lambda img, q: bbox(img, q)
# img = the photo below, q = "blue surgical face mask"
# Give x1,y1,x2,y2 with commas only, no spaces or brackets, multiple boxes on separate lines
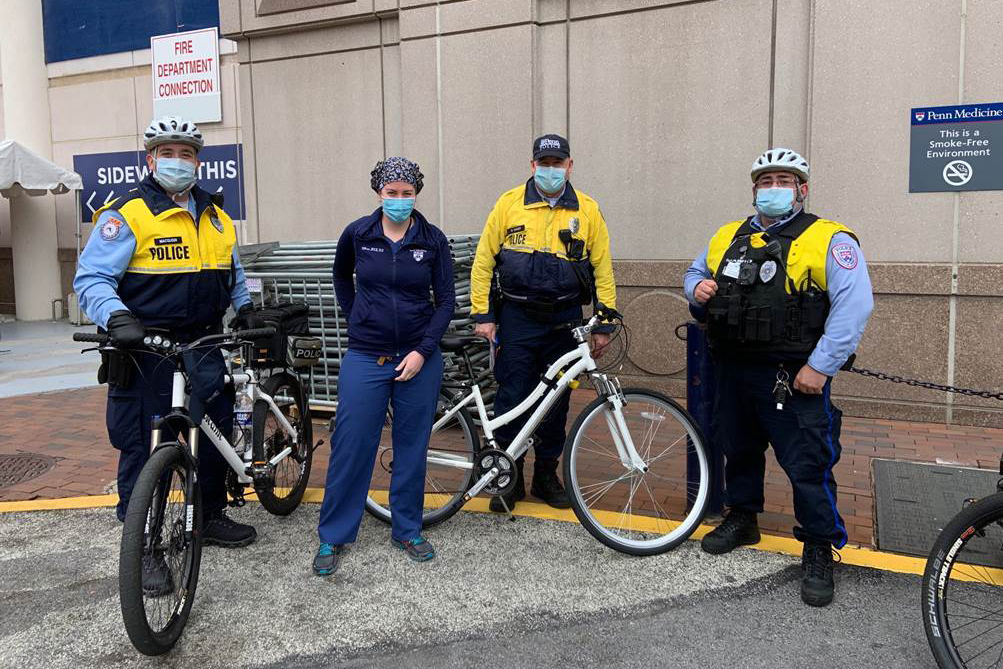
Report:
382,197,415,223
754,187,796,218
153,157,197,193
534,166,567,194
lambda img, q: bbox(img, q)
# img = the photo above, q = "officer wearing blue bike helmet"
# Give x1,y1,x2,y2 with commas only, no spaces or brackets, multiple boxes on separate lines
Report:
684,148,873,607
74,116,260,594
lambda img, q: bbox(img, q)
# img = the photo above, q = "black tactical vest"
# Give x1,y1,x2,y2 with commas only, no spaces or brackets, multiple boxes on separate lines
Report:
704,212,831,365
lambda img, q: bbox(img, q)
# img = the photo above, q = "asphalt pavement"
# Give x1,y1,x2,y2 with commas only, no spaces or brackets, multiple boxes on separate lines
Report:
0,505,937,669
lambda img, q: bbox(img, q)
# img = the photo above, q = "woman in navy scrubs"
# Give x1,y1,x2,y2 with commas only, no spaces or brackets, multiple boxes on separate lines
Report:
314,157,455,575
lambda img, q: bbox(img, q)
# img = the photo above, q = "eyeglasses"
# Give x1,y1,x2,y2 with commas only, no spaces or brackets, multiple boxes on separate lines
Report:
755,176,799,188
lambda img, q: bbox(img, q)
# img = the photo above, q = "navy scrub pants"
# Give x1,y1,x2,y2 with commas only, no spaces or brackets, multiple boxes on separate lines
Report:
712,360,848,548
106,346,234,522
492,303,578,461
317,348,444,545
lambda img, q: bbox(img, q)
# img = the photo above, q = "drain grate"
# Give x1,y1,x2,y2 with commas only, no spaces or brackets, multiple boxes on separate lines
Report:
0,454,56,488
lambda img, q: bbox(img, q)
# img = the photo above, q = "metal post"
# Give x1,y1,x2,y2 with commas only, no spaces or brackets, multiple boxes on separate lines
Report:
686,321,725,515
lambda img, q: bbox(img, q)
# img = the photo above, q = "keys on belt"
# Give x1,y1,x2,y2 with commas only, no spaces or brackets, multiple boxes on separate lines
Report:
773,365,792,411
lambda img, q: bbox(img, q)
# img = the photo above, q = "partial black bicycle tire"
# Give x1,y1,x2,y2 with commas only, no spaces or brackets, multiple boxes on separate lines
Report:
364,388,480,528
253,371,313,516
564,388,711,556
119,445,202,656
922,491,1003,669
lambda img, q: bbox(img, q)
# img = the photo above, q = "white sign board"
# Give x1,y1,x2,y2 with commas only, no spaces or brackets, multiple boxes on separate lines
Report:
151,27,221,123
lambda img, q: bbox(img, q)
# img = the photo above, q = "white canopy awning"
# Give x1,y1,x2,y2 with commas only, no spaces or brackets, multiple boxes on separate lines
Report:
0,139,83,197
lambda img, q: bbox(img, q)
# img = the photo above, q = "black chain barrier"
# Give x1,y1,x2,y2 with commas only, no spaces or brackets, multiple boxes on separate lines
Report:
849,367,1003,402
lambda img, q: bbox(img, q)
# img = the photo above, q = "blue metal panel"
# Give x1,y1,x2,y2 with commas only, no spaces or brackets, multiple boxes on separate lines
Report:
686,321,725,515
42,0,220,63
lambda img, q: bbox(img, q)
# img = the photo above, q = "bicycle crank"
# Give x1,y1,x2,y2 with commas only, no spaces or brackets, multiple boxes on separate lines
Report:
474,448,518,496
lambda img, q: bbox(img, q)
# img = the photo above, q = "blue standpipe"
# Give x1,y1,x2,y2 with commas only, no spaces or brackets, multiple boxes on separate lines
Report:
685,314,725,516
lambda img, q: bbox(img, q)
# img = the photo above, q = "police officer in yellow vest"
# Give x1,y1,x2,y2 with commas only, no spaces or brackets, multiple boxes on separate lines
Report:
684,148,873,607
74,117,259,595
471,134,617,513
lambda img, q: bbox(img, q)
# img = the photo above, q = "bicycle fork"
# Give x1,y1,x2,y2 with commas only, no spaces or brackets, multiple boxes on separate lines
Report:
592,374,647,472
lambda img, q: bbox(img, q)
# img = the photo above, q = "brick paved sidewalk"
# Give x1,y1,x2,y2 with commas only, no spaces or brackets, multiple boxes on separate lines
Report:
2,386,1002,548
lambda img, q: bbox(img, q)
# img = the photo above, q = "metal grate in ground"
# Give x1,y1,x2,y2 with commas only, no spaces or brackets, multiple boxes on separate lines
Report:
0,454,56,488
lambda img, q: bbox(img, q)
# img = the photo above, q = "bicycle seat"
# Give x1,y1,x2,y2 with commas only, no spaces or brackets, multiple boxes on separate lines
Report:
439,335,487,353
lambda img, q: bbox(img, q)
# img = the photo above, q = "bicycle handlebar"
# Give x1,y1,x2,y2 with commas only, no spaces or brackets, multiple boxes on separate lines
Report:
73,332,110,344
72,327,277,353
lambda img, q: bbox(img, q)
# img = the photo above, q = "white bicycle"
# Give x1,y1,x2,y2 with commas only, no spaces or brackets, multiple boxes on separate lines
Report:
74,327,314,655
363,306,712,555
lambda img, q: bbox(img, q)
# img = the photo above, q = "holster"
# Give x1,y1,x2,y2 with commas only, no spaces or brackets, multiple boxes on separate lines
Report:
99,349,135,390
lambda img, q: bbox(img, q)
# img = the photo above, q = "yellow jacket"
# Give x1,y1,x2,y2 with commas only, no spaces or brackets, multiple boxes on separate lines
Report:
470,179,616,321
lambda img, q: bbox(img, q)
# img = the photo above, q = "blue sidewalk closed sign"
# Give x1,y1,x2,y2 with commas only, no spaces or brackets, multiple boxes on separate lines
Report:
72,144,246,221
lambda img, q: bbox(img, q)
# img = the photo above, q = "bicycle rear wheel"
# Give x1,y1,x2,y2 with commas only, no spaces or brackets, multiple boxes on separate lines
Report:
119,444,202,656
564,388,710,556
365,389,479,528
923,491,1003,669
253,371,313,516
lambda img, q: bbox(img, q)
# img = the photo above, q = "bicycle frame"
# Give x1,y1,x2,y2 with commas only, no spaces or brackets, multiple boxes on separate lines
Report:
151,367,300,486
429,323,648,502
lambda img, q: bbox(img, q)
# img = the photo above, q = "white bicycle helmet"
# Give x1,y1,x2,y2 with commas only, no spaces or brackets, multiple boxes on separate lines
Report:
750,148,809,182
143,116,204,152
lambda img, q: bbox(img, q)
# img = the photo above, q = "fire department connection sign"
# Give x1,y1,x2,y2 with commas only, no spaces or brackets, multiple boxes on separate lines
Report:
909,102,1003,192
151,27,221,123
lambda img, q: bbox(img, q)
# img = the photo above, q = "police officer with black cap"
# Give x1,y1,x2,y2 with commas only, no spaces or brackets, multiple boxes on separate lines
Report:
684,148,873,607
470,134,617,512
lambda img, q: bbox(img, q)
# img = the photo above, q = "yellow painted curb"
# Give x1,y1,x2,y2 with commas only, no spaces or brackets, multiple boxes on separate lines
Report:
0,488,929,577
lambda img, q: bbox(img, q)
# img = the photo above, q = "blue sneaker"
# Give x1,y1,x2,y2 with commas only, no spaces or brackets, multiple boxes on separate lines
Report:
313,542,344,576
391,536,436,562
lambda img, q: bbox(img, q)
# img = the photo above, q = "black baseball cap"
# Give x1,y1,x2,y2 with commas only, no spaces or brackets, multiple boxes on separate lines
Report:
532,134,570,160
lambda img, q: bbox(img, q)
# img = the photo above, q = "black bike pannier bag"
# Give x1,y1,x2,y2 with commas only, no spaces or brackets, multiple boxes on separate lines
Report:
245,301,311,369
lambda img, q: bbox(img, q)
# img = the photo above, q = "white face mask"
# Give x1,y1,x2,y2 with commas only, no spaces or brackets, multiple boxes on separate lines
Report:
153,157,197,193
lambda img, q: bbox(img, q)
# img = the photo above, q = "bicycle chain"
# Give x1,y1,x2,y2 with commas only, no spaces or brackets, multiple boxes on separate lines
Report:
849,367,1003,401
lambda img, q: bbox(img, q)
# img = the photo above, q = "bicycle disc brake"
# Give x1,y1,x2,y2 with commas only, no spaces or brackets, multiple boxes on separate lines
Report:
475,448,518,496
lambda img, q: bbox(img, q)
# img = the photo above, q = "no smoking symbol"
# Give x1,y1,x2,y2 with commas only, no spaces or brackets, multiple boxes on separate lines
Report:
943,160,973,186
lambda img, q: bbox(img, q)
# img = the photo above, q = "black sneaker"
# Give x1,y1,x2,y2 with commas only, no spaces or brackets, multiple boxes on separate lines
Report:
203,511,257,548
313,543,344,576
489,457,525,513
801,541,837,607
391,536,436,562
141,551,173,597
530,467,571,509
700,509,761,554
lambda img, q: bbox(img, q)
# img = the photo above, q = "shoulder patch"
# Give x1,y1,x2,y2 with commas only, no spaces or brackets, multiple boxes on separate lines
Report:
99,215,125,241
831,242,858,270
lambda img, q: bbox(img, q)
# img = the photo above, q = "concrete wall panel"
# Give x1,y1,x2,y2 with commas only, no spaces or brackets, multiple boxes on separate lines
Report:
49,78,138,143
439,0,533,33
808,0,960,262
771,0,810,150
536,22,567,137
438,26,534,233
399,38,441,225
251,48,385,242
568,0,772,260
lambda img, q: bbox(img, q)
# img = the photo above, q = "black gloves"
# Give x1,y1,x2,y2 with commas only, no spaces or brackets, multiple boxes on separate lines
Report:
228,303,265,332
107,310,146,348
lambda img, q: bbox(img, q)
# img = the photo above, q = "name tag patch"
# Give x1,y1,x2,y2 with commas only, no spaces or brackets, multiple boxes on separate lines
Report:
154,236,183,245
505,224,527,246
722,259,744,279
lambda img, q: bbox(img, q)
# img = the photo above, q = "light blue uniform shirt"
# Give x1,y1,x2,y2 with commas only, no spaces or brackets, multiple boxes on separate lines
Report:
74,197,251,329
683,208,874,376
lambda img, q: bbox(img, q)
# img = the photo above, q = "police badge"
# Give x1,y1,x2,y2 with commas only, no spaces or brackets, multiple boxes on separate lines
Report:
568,217,580,234
209,207,224,233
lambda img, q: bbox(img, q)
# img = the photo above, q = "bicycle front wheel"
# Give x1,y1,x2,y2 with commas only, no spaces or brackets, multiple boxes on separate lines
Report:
564,388,710,556
923,491,1003,669
119,444,202,656
365,389,479,528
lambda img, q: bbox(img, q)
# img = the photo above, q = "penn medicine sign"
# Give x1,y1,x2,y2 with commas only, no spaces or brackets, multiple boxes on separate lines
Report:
151,27,222,123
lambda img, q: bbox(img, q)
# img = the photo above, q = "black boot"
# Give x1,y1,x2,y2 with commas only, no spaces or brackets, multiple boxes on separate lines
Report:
141,550,173,597
530,458,571,509
489,457,525,512
203,510,257,548
801,541,836,607
700,509,760,554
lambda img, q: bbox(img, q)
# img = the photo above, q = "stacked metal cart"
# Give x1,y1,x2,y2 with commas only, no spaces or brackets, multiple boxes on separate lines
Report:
240,236,495,411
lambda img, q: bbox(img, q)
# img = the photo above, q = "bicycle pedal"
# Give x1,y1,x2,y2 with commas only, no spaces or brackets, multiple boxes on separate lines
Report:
247,462,275,488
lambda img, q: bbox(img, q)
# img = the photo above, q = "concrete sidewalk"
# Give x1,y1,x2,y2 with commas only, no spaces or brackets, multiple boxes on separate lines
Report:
0,320,100,399
0,505,937,669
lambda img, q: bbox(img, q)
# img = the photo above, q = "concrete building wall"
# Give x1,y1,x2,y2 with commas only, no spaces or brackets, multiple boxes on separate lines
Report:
220,0,1003,427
